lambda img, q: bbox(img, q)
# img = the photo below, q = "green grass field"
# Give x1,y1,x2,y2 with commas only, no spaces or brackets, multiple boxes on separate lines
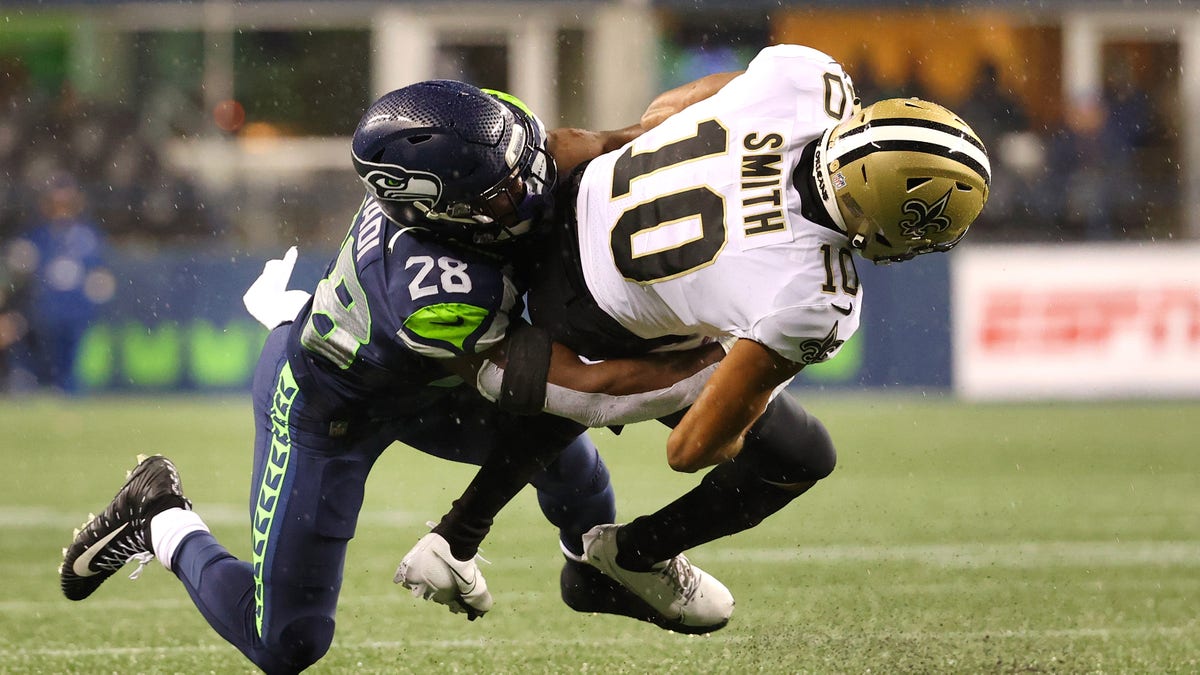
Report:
1,394,1197,674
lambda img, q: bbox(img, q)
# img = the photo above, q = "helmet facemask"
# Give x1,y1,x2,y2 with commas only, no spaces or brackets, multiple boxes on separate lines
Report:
812,98,991,264
429,107,557,245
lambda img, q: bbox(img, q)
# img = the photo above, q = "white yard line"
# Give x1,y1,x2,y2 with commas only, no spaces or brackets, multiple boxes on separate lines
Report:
711,541,1200,567
0,504,426,528
6,624,1198,660
7,505,1199,569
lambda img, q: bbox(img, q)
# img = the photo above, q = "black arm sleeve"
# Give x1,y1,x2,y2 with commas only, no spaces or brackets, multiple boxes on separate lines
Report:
432,412,584,560
497,322,553,415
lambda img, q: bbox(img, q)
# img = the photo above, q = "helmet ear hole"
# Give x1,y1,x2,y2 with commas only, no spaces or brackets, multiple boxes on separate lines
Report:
406,135,433,145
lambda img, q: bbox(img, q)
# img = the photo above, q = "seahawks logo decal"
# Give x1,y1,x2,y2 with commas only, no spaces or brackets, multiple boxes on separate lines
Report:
352,150,442,206
899,188,953,240
361,167,442,205
796,324,844,365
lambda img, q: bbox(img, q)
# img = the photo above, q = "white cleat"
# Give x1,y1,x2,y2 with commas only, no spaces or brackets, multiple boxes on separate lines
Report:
582,524,734,632
395,532,492,621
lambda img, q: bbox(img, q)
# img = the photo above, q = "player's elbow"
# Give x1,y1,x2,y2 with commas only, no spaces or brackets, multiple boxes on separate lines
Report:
666,432,733,473
666,447,704,473
666,424,701,472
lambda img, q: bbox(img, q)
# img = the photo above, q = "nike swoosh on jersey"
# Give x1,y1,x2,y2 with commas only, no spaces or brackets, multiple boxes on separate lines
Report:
71,523,129,577
429,316,467,327
831,302,854,316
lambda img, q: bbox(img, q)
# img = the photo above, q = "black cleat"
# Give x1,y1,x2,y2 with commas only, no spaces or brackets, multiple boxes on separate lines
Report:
60,454,191,601
559,557,729,635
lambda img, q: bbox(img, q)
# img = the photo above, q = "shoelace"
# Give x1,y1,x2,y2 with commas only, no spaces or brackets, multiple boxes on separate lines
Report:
128,552,155,580
660,556,700,601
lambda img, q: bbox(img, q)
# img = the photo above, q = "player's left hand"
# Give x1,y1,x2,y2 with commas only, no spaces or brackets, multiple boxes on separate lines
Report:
243,246,312,329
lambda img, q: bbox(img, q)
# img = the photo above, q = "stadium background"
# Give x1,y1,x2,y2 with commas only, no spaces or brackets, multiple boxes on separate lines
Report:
2,0,1198,400
3,3,1199,673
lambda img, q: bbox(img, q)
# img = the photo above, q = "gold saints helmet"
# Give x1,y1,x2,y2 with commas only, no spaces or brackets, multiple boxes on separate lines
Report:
812,98,990,264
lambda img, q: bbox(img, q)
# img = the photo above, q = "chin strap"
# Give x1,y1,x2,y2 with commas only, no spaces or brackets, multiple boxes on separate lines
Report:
413,200,496,226
811,124,850,235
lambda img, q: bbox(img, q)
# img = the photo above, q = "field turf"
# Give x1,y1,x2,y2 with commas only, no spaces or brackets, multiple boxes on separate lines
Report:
1,394,1197,673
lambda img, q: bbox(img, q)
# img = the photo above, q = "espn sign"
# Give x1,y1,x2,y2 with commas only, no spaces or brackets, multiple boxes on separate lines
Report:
952,244,1200,400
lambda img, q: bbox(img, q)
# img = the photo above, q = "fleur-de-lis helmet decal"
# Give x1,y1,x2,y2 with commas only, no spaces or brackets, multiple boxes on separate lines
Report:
899,188,954,240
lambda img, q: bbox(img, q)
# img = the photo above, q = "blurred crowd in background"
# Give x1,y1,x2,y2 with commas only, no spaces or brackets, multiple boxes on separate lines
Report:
0,12,1184,393
0,58,220,245
661,23,1179,246
948,58,1171,244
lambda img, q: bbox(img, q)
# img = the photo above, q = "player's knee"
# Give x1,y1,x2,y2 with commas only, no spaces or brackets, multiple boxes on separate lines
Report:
532,435,616,555
795,413,837,480
533,435,611,499
267,615,335,673
743,399,837,483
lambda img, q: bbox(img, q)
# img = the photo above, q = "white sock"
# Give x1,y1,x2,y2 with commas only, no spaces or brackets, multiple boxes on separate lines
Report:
560,539,587,563
150,507,210,571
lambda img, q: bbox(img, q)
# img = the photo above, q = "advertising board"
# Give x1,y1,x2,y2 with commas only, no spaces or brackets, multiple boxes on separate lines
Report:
952,244,1200,399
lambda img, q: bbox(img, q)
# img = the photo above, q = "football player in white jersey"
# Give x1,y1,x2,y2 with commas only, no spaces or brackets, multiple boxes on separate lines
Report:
537,44,989,468
408,44,990,628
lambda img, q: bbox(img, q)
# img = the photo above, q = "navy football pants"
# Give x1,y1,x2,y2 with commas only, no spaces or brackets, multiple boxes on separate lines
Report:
170,326,615,674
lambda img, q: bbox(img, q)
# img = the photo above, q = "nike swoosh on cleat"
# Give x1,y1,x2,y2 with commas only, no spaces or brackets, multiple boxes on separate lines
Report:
435,551,476,592
71,523,129,577
831,302,853,316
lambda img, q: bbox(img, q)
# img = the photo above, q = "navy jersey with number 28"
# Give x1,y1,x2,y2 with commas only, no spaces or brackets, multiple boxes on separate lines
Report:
286,196,521,415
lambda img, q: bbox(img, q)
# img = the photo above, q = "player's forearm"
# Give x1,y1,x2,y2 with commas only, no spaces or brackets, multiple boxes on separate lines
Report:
665,389,764,472
474,341,725,426
540,359,720,427
552,73,739,175
640,71,741,130
471,339,722,394
557,342,723,395
665,339,801,472
549,124,642,179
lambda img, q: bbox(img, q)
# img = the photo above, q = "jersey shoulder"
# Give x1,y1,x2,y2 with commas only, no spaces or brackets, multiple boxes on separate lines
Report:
745,44,848,84
732,44,855,125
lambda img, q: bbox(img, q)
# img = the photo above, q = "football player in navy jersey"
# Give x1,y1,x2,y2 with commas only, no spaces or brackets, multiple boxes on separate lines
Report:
58,80,737,673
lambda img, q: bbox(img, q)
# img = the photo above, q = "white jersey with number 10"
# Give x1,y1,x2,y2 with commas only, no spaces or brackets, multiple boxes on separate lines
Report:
575,45,864,366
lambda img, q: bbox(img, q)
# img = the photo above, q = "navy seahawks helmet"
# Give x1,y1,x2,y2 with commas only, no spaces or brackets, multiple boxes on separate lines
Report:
351,80,556,245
